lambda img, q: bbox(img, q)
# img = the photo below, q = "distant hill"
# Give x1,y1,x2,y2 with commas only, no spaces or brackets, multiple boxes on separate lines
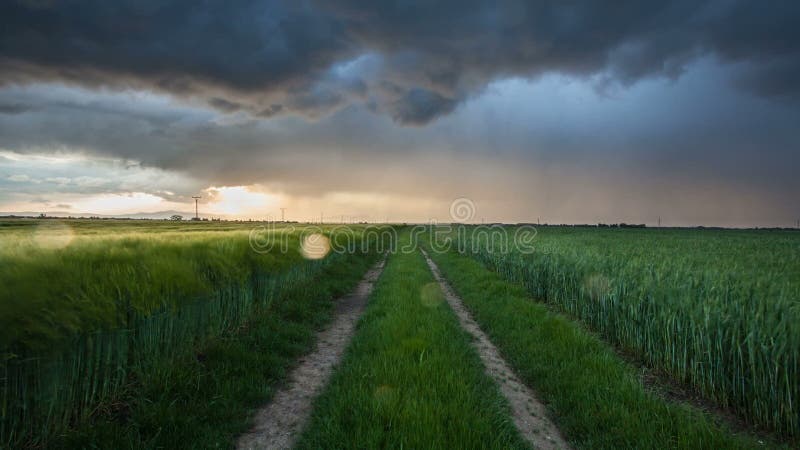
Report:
0,210,222,220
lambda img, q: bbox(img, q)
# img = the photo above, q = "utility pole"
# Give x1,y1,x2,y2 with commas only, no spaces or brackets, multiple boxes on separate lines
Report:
192,196,201,220
280,208,286,222
320,212,323,224
658,216,661,228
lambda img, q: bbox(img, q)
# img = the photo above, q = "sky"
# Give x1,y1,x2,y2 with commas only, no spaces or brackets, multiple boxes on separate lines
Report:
0,0,798,227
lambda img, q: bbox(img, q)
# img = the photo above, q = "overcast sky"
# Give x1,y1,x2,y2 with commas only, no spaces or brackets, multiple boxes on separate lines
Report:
0,0,798,226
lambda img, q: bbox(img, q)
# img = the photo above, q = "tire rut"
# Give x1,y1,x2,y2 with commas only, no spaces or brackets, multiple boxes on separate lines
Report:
237,257,386,450
421,249,571,450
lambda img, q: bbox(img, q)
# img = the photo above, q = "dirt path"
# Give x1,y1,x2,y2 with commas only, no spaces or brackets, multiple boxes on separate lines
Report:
421,249,571,450
237,258,386,450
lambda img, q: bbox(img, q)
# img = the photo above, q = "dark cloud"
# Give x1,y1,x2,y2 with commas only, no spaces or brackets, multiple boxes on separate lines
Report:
0,71,798,226
734,58,800,100
1,0,799,226
256,104,284,118
389,88,457,125
207,98,243,113
0,0,798,124
0,0,354,116
0,102,34,114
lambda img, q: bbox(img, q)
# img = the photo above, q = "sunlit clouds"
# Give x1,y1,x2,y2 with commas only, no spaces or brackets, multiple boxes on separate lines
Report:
203,186,282,217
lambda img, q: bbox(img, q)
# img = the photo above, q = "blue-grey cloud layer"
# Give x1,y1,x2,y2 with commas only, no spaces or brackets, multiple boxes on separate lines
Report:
1,0,799,124
0,1,798,226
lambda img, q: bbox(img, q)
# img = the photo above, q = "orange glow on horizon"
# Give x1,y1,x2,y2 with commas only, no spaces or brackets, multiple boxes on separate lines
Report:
204,185,282,217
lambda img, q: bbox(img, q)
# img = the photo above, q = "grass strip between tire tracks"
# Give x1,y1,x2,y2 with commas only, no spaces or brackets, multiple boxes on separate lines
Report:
296,236,530,449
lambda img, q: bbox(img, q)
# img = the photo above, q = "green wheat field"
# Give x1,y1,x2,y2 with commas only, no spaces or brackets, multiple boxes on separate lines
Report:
1,219,798,448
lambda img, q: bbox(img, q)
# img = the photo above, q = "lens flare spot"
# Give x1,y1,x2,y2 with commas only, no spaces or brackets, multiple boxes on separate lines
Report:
374,384,395,403
583,273,611,301
32,221,74,249
373,384,398,413
420,282,444,307
300,233,330,260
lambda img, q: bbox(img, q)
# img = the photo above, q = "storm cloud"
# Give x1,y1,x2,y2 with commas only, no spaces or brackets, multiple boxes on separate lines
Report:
1,0,799,124
0,1,798,226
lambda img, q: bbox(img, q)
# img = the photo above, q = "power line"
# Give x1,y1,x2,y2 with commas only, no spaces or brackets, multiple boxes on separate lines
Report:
191,196,201,220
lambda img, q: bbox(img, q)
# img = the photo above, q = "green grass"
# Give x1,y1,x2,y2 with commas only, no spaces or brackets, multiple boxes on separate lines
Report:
424,244,780,449
55,245,383,449
0,219,392,447
452,225,800,436
0,220,379,354
295,237,530,449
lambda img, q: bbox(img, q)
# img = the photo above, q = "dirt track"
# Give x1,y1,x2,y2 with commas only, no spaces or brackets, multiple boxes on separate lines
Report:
237,258,386,450
422,249,571,450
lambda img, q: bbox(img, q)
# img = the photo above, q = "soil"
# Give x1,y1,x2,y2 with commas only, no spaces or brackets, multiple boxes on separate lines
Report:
237,258,386,450
422,249,571,450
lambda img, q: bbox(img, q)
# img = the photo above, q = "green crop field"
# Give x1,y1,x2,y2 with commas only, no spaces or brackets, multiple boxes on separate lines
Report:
0,219,390,447
447,225,800,437
0,220,797,448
